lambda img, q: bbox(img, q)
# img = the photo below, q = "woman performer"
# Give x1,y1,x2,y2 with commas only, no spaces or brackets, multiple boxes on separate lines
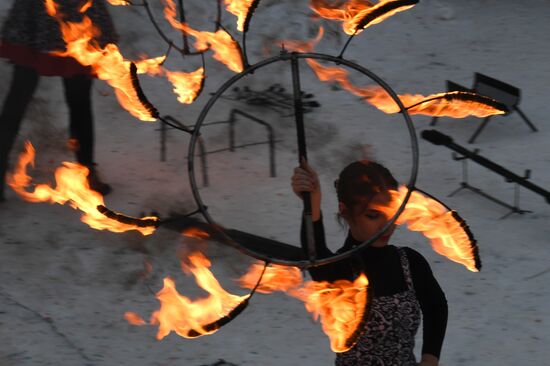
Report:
292,158,447,366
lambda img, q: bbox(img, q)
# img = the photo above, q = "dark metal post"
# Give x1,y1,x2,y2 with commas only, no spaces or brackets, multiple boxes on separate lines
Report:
514,106,538,132
468,116,491,143
198,137,209,187
268,126,276,178
290,54,316,262
229,109,236,152
178,0,190,54
160,121,167,162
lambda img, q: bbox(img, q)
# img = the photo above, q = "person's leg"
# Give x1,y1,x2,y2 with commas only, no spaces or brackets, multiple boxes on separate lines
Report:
62,74,111,195
0,65,40,201
62,74,94,166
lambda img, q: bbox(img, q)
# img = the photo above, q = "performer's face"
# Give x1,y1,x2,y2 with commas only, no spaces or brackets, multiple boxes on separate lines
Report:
341,191,396,247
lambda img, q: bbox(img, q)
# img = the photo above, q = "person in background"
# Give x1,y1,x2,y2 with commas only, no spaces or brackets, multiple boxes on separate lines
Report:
291,158,448,366
0,0,118,201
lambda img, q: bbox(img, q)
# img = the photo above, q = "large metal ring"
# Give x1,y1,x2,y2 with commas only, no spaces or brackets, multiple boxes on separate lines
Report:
188,52,419,268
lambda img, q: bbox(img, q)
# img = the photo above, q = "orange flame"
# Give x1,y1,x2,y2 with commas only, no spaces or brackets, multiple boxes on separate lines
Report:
224,0,256,32
239,263,369,352
372,186,479,272
7,141,158,236
133,55,204,104
149,252,249,339
238,263,303,294
182,227,211,239
106,0,131,5
44,0,59,16
310,0,416,35
349,87,506,118
45,1,160,121
80,0,93,13
165,67,205,104
162,0,244,73
292,274,369,352
134,55,167,76
280,26,324,54
124,312,147,325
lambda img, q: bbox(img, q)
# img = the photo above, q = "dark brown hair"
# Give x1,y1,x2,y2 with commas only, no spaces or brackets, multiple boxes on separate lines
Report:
335,160,398,223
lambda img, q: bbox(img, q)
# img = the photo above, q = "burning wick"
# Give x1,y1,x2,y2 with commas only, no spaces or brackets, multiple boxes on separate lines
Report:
371,186,481,272
404,91,508,117
7,141,159,236
223,0,261,32
129,62,160,119
96,205,160,229
310,0,418,36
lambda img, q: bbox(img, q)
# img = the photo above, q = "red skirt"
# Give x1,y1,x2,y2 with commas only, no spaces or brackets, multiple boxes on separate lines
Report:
0,39,93,77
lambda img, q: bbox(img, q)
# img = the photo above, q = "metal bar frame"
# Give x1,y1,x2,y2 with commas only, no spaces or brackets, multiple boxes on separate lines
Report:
187,52,419,269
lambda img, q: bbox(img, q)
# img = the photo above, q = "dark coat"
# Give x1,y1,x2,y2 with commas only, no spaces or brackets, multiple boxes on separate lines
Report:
1,0,118,52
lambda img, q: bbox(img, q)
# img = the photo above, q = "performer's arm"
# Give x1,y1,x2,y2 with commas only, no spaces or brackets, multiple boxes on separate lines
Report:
293,157,328,258
292,159,353,282
405,248,448,364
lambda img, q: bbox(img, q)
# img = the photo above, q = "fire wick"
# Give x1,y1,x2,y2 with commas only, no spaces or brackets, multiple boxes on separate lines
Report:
241,0,261,69
414,188,481,271
404,91,508,114
129,62,160,119
96,205,160,228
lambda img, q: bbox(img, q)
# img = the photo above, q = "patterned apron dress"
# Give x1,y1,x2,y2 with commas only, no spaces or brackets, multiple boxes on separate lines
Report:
336,248,421,366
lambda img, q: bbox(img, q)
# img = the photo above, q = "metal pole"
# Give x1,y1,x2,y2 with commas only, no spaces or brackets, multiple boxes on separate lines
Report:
178,0,190,54
290,54,316,262
160,120,167,161
423,129,550,203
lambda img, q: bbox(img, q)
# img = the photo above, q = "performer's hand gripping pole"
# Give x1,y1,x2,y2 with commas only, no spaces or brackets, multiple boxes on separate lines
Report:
290,54,317,262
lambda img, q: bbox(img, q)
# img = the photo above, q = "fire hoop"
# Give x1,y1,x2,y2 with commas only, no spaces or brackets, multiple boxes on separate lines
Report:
188,51,419,269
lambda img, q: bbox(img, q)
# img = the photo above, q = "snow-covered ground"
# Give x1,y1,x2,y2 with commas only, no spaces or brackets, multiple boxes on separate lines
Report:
1,0,549,365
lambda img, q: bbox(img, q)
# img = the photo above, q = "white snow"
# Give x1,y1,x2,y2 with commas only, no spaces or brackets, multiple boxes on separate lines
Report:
1,0,549,365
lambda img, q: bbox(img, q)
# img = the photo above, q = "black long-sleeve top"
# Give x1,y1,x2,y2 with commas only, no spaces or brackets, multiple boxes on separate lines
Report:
301,215,448,358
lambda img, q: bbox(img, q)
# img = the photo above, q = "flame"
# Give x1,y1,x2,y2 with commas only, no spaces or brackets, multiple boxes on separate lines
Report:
7,141,158,236
224,0,256,32
124,312,147,325
238,263,303,294
165,67,205,104
127,254,369,351
350,87,506,118
45,1,159,121
44,0,59,16
372,187,479,272
150,252,249,339
162,0,244,72
106,0,131,5
310,0,373,35
292,274,369,352
133,55,204,105
310,0,416,35
134,55,166,76
281,26,325,53
239,263,369,352
182,227,211,239
80,0,93,13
